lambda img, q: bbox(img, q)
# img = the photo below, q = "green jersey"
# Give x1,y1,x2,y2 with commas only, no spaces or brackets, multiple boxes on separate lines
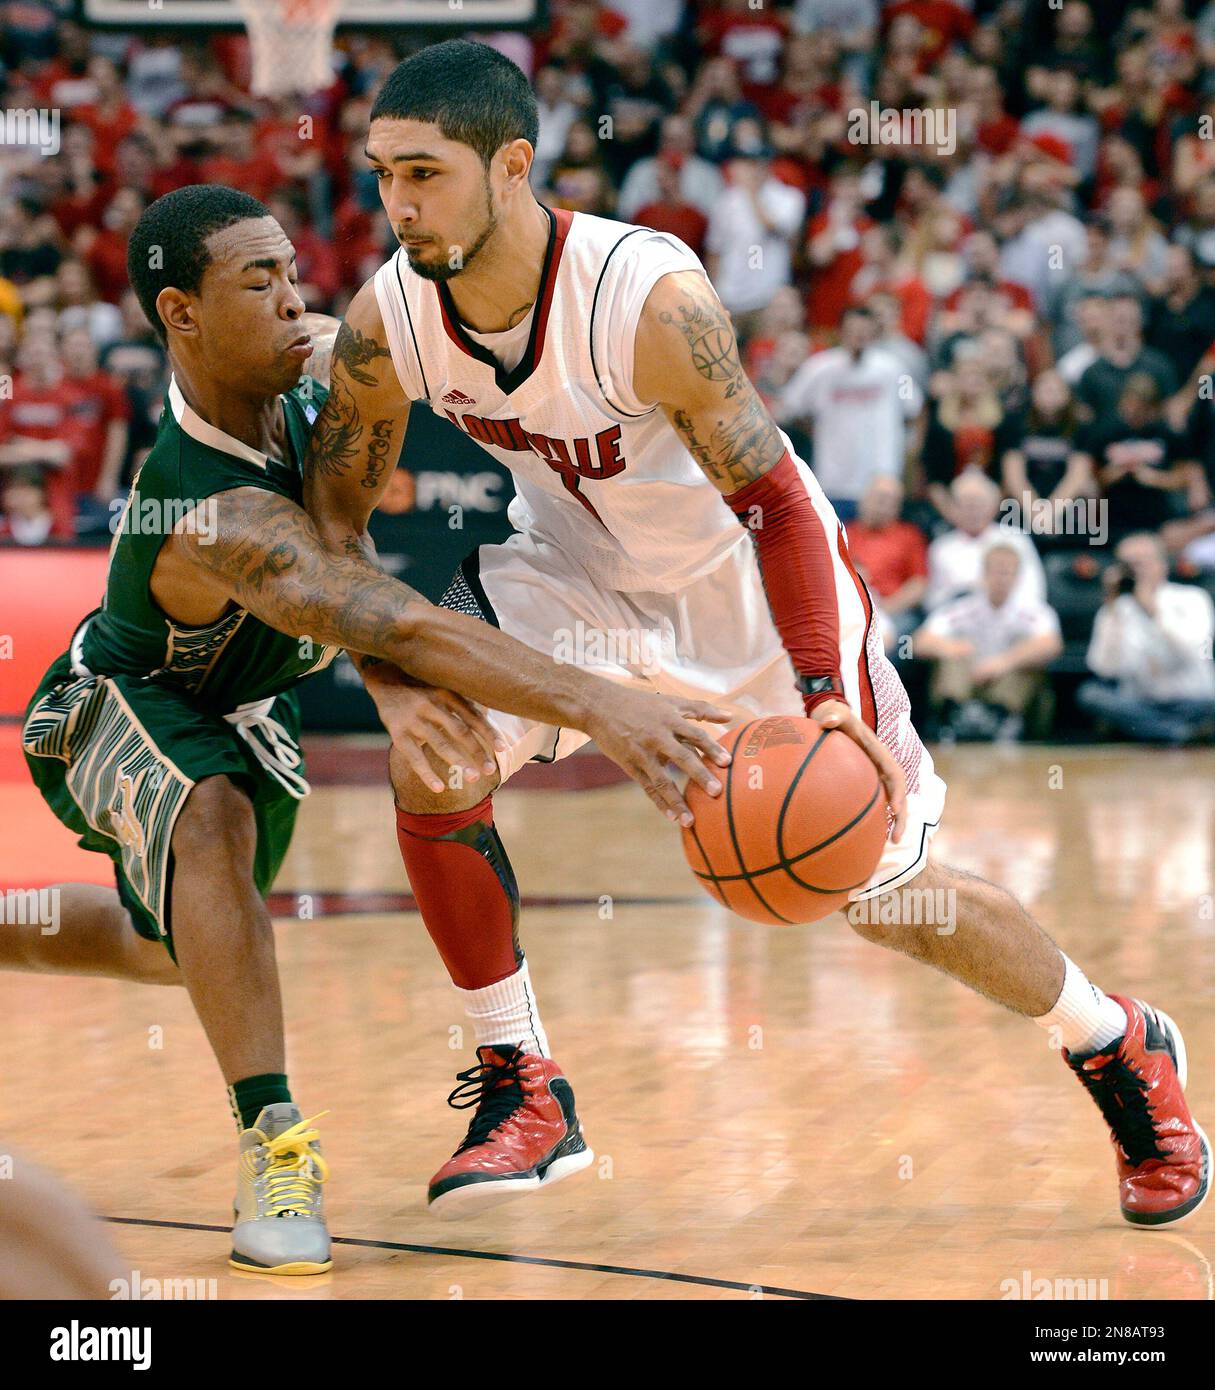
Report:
24,373,338,952
78,374,339,712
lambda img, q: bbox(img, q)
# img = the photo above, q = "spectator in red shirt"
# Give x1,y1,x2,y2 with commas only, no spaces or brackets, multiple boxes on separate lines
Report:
108,131,192,205
905,199,971,303
59,325,131,507
697,0,791,109
541,0,628,69
743,284,807,382
969,65,1020,156
882,0,975,70
805,165,874,331
199,110,283,204
47,123,112,242
752,328,813,419
617,114,724,225
332,135,390,291
847,475,929,637
72,57,141,178
265,191,341,310
256,97,333,179
0,336,89,540
79,188,145,306
634,154,710,257
760,31,838,131
849,224,932,343
944,231,1034,315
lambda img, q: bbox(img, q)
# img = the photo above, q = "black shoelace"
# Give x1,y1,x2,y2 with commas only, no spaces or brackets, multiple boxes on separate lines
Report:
1074,1053,1166,1167
446,1050,526,1154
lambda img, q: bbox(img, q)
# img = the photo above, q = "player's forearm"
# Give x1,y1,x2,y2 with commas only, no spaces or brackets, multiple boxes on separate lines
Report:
644,276,786,491
348,609,595,735
194,489,597,732
723,453,848,713
346,596,594,731
389,603,598,729
327,535,408,685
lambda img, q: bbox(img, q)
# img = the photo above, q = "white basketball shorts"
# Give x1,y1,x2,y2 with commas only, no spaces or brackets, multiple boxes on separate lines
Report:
439,529,946,900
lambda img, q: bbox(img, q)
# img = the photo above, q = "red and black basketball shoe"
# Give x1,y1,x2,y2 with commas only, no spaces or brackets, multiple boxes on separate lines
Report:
427,1045,594,1219
1066,996,1211,1228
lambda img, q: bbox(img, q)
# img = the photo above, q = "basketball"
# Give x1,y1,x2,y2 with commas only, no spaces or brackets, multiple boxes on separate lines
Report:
681,716,890,925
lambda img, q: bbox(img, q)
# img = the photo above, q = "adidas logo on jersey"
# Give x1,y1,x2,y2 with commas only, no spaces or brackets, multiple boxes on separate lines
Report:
442,388,477,405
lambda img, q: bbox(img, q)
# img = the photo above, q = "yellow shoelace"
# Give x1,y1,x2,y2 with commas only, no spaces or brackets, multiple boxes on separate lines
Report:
261,1112,330,1217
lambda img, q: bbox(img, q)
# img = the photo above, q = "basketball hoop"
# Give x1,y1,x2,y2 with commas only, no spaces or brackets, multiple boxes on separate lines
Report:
234,0,342,98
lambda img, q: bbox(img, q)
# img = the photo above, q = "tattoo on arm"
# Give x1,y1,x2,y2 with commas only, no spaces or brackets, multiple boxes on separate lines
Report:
180,489,597,729
658,291,741,386
337,524,399,676
304,320,396,483
306,374,369,480
332,320,393,387
185,487,424,658
658,280,786,492
363,417,394,490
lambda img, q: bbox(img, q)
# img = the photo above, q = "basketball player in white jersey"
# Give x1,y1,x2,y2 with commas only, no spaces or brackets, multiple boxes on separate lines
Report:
304,42,1208,1229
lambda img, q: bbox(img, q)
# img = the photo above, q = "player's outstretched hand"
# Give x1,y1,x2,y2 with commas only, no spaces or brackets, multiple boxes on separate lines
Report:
809,698,908,842
587,688,733,826
361,660,505,794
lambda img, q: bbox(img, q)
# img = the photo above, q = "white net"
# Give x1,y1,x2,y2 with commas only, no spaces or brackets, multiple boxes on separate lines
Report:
234,0,342,98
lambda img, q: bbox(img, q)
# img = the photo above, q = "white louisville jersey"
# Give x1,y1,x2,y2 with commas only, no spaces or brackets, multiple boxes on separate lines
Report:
374,207,766,594
373,206,928,798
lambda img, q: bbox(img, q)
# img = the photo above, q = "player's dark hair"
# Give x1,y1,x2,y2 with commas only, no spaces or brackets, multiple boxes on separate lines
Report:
126,185,272,344
370,39,540,169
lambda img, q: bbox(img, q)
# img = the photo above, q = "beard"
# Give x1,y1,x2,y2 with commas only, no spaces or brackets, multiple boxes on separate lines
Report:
402,184,497,283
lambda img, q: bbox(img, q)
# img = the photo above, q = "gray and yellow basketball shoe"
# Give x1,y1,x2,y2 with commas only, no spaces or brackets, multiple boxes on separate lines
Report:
229,1104,332,1274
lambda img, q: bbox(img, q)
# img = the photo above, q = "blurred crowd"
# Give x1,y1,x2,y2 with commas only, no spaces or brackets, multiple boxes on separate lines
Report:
2,0,1215,741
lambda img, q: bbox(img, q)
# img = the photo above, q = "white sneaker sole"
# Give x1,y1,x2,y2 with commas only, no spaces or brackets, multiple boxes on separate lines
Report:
429,1145,595,1221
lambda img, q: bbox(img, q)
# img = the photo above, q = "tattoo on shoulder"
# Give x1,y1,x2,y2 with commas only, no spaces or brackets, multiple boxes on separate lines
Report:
332,320,393,388
659,282,786,492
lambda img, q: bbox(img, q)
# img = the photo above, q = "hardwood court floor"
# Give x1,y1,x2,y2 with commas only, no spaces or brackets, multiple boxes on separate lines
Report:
1,741,1213,1299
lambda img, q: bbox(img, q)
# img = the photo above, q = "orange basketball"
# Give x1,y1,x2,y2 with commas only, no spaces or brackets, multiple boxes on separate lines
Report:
681,716,889,925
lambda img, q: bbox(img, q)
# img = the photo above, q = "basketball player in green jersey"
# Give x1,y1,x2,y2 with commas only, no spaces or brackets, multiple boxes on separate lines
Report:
6,185,733,1275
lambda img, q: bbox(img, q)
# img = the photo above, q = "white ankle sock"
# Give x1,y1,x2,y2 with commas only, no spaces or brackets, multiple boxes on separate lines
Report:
454,958,550,1058
1033,954,1128,1055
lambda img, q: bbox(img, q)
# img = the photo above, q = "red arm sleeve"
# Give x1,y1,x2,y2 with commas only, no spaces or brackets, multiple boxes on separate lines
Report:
724,450,845,715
